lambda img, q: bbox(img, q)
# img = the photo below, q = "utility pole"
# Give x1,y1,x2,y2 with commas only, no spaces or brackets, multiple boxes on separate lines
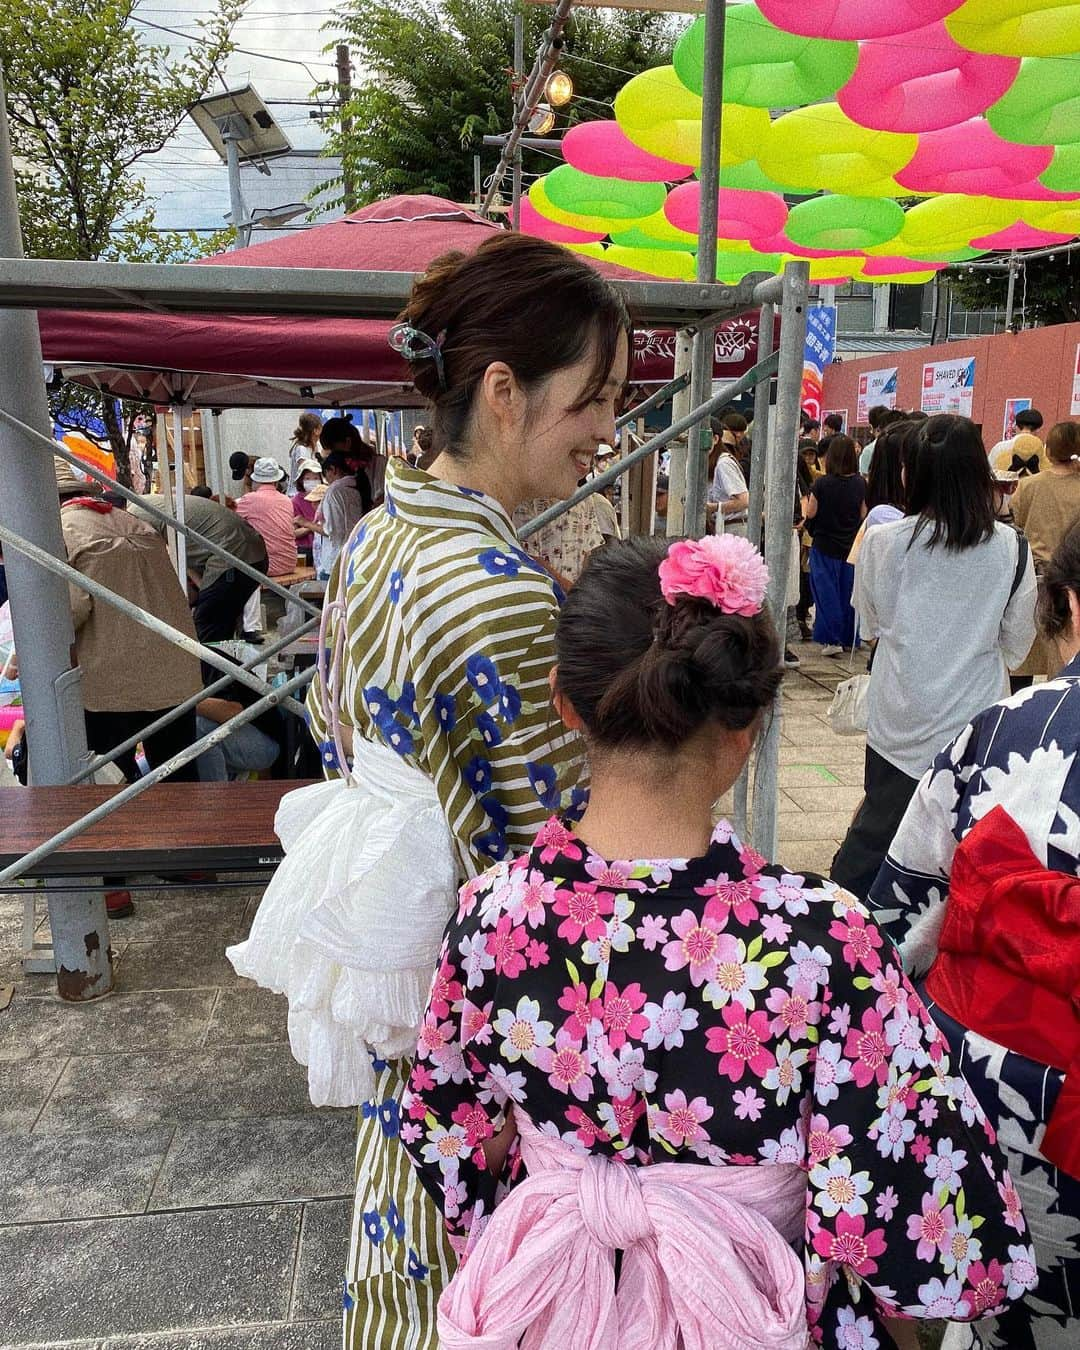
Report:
336,43,358,213
512,14,525,231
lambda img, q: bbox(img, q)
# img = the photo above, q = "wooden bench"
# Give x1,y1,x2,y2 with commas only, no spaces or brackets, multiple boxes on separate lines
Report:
0,779,317,971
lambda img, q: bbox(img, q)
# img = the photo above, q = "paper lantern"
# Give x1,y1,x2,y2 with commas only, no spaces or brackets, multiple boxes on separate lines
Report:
886,194,1019,254
715,250,784,283
603,246,697,281
755,231,863,261
720,159,815,196
985,57,1080,147
895,118,1054,198
675,8,857,108
946,1,1080,57
971,220,1076,248
629,208,698,247
859,256,947,280
664,183,788,243
784,255,858,283
757,104,917,196
756,0,962,40
519,198,606,246
528,179,628,237
609,226,696,253
543,165,666,223
1041,143,1080,194
562,120,692,184
785,194,904,251
615,66,768,168
836,22,1020,133
1025,202,1080,236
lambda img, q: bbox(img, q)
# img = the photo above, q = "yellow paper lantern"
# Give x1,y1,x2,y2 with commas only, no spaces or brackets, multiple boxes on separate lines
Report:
615,65,768,169
758,103,918,196
946,0,1080,57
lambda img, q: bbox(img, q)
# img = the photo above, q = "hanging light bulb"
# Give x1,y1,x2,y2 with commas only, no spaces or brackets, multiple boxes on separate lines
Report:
547,70,574,107
528,102,556,135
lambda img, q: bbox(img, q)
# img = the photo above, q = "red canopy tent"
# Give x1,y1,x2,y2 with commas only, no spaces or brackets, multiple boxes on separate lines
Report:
38,195,766,409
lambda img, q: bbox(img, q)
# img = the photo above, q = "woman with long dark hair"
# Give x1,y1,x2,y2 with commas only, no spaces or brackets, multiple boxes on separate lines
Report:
229,233,628,1348
832,414,1037,900
804,434,866,654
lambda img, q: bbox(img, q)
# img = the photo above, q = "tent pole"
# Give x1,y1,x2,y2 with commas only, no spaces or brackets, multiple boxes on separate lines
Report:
0,68,111,1000
171,403,188,582
684,0,726,539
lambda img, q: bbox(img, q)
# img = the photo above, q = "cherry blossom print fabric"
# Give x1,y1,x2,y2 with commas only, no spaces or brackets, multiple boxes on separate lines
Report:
402,817,1038,1347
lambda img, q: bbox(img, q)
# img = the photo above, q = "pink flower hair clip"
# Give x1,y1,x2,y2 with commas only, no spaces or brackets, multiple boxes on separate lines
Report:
658,535,769,617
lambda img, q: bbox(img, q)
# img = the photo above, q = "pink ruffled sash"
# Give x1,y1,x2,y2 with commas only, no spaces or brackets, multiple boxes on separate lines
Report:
437,1113,810,1350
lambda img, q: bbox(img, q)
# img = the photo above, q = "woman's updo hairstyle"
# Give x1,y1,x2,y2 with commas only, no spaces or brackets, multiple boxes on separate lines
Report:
1046,420,1080,466
292,412,321,448
399,233,631,458
556,537,781,750
1038,519,1080,643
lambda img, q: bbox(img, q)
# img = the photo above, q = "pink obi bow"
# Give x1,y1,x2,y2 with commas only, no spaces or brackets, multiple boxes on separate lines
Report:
437,1112,810,1350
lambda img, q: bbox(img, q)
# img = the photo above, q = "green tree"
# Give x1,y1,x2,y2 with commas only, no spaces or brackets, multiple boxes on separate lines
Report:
0,0,241,480
946,252,1080,329
323,0,683,208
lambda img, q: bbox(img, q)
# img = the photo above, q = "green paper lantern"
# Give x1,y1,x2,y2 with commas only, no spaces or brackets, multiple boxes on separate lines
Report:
609,226,696,253
715,249,783,282
1040,142,1080,193
675,8,858,108
985,56,1080,147
720,159,816,197
786,194,904,251
542,165,666,223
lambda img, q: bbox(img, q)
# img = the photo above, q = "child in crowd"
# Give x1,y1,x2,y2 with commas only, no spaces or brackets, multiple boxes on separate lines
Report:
402,534,1036,1349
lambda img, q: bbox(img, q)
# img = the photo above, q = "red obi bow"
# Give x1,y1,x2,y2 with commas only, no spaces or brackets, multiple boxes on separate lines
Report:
926,805,1080,1179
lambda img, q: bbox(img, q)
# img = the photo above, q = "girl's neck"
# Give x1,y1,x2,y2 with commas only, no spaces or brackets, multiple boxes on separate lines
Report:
573,753,732,862
1047,462,1080,477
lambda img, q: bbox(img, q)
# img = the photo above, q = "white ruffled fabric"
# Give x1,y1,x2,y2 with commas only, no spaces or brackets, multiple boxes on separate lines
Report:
226,738,458,1107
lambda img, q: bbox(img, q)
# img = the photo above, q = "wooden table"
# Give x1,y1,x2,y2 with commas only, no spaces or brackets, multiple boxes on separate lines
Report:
0,780,318,878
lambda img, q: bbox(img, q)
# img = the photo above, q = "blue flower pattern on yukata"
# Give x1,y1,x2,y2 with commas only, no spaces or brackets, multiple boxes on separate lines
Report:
388,569,404,604
434,693,457,734
406,1249,429,1281
386,1199,406,1241
477,548,520,578
378,1098,400,1138
363,1210,385,1245
474,829,508,862
319,740,340,773
498,684,522,723
477,712,503,749
396,681,420,728
527,760,562,813
466,653,502,705
464,755,493,795
480,793,509,832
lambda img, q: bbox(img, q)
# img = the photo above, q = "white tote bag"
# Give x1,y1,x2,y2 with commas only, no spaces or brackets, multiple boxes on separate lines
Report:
826,623,869,737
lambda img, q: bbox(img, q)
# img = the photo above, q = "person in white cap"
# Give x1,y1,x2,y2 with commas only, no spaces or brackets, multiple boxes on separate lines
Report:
234,456,296,578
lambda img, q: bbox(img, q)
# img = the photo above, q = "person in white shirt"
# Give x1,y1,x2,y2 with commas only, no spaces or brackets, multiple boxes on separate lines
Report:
315,451,369,579
832,413,1037,901
706,418,749,536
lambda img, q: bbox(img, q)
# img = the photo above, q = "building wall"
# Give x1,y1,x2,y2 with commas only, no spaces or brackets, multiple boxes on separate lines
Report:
822,322,1080,446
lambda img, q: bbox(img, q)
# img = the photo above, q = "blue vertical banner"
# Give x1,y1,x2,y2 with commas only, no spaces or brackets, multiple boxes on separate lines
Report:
801,305,837,423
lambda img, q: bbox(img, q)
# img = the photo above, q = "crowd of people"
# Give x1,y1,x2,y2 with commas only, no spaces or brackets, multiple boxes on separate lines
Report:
211,233,1080,1350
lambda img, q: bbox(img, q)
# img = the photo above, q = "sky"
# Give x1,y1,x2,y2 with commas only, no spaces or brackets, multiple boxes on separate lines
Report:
134,1,344,232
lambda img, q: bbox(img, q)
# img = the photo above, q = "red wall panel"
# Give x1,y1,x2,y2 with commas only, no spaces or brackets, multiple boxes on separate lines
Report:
822,322,1080,447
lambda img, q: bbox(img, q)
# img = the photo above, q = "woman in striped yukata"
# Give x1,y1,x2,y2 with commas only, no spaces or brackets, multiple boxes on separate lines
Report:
232,233,629,1348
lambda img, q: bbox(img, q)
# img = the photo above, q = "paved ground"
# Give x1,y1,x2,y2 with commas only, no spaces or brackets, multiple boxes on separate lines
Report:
0,640,871,1349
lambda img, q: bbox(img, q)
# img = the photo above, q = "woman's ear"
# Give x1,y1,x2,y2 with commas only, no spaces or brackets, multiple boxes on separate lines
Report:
479,361,526,432
549,666,585,733
1068,589,1080,645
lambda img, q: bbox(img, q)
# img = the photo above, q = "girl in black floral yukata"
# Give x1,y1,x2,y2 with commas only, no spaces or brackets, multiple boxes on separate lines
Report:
402,535,1037,1350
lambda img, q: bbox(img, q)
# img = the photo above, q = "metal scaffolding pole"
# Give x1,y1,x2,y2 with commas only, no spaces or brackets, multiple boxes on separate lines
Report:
751,262,809,861
617,373,689,432
171,404,189,582
666,331,695,538
0,69,112,1001
520,349,779,540
0,404,319,619
0,521,309,719
684,0,726,540
732,301,775,838
68,615,320,784
0,666,314,889
512,13,525,232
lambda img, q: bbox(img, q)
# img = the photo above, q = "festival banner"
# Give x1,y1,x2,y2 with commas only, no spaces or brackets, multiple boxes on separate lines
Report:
801,305,836,423
1002,398,1032,441
1072,344,1080,415
921,356,976,417
856,367,898,424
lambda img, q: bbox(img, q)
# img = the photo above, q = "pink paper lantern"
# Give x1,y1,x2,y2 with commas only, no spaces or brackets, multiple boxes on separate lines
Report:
970,221,1076,249
756,0,961,40
664,183,788,244
895,119,1054,197
562,121,692,184
519,198,606,245
837,22,1020,133
861,256,948,276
